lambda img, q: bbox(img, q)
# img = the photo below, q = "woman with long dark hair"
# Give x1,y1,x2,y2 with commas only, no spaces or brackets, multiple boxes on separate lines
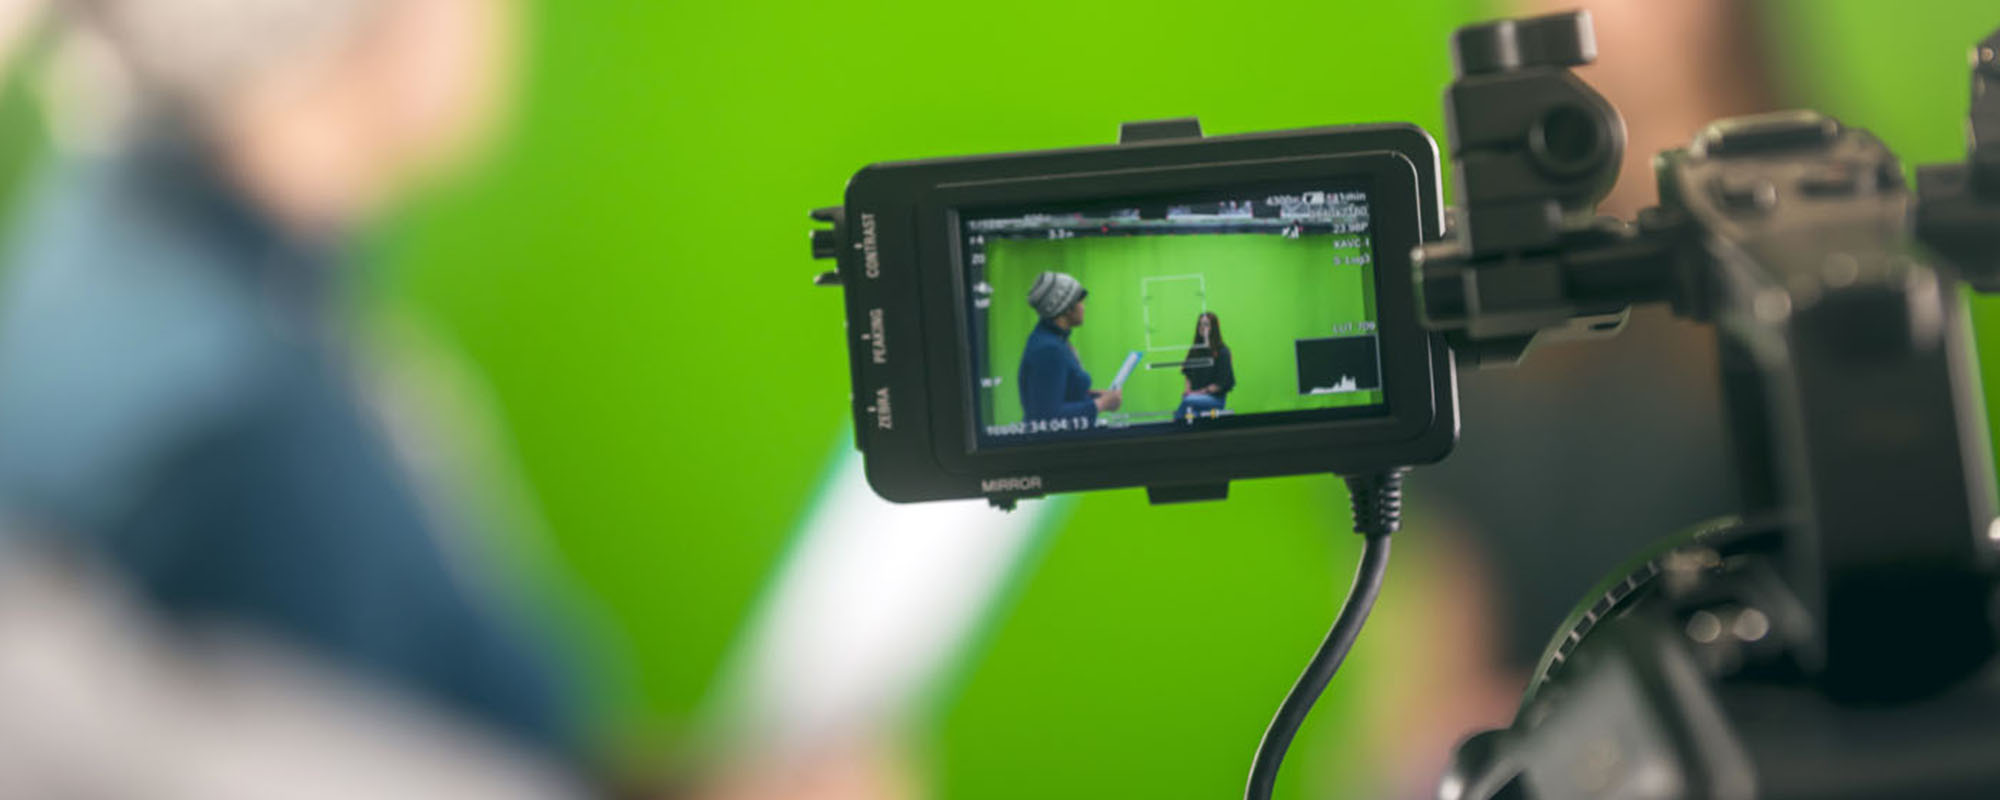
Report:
1175,311,1234,423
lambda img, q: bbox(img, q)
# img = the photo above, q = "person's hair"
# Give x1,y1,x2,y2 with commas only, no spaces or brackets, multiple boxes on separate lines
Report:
1185,311,1225,364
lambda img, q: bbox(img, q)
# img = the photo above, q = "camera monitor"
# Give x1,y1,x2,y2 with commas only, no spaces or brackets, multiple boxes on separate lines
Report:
810,123,1457,506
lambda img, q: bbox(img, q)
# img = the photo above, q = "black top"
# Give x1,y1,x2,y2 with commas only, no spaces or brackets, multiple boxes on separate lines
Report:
1182,346,1235,404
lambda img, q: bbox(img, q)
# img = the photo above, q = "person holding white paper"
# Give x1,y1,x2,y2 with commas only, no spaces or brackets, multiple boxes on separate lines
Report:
1018,271,1121,423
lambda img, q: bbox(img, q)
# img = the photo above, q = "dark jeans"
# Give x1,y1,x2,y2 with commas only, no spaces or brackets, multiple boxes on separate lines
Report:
1175,392,1225,423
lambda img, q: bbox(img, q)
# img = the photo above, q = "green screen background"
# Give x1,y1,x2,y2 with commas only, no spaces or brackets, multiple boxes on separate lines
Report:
0,1,1994,798
375,5,1479,795
983,233,1381,429
264,1,2000,796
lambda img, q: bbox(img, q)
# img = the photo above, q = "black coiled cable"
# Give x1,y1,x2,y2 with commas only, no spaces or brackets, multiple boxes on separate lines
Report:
1244,470,1406,800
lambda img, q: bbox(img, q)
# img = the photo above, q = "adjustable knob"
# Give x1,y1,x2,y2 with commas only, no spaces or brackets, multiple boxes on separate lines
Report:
1452,10,1596,77
808,205,845,286
811,228,839,260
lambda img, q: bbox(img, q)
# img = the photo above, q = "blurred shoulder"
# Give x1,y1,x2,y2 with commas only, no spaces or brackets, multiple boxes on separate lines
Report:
0,156,277,529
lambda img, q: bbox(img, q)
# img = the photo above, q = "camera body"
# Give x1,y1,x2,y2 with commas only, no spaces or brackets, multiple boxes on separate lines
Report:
810,123,1458,506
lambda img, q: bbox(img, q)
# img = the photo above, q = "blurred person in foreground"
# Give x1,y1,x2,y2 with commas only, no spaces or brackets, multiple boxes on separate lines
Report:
0,0,597,793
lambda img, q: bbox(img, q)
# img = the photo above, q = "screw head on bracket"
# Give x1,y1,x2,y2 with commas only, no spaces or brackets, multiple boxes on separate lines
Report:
1529,103,1613,178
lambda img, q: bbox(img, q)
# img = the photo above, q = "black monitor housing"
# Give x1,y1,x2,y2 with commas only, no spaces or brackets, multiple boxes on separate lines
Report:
810,121,1458,508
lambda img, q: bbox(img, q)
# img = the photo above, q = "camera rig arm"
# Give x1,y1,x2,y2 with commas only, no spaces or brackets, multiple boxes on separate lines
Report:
1419,12,2000,703
1424,12,2000,800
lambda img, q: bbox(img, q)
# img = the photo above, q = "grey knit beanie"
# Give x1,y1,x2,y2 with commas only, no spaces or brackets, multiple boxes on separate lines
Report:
1026,271,1086,319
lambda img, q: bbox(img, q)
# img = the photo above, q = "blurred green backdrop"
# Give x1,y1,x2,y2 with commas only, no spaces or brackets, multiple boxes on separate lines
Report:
0,1,1994,798
374,4,1487,797
369,1,2000,797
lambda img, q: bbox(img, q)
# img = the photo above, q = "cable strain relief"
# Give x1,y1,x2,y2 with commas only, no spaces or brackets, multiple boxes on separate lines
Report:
1344,469,1408,538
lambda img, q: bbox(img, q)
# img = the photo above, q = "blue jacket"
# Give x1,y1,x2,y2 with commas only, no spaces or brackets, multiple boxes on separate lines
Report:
1018,319,1098,423
0,138,581,759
